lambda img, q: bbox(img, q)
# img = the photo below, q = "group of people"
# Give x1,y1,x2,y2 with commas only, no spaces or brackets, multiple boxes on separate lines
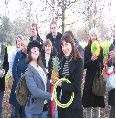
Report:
0,21,115,118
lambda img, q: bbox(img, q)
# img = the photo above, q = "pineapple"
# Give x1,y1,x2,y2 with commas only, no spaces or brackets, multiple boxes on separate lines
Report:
51,56,59,83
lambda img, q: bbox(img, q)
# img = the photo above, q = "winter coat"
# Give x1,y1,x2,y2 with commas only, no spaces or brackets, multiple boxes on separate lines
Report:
75,40,84,62
58,56,83,118
25,64,51,115
9,51,27,109
46,32,62,56
82,43,105,108
108,42,115,106
0,46,9,92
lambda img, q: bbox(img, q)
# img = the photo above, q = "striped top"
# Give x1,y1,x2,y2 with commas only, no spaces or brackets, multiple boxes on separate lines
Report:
62,59,69,77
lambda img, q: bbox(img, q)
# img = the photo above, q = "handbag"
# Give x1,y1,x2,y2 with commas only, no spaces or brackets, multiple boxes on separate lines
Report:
106,65,115,91
92,63,106,96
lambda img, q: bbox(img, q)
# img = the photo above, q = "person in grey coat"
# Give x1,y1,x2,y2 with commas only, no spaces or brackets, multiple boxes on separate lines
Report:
25,42,53,118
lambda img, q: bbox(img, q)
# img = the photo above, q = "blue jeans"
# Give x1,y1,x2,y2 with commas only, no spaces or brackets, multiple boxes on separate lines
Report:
0,91,4,116
26,111,48,118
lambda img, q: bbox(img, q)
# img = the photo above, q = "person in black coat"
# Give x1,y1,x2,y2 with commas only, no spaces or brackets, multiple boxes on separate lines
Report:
41,39,58,118
46,21,62,56
108,38,115,118
27,23,43,54
0,43,9,117
56,34,83,118
82,28,105,118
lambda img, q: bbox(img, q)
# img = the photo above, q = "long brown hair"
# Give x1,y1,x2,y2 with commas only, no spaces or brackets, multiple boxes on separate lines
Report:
60,34,82,60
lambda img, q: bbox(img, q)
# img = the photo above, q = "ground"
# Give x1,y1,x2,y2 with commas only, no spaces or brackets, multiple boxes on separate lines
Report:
2,70,111,118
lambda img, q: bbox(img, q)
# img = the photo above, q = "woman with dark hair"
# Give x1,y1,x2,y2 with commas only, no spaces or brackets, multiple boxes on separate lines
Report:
56,33,83,118
24,43,53,118
82,28,105,118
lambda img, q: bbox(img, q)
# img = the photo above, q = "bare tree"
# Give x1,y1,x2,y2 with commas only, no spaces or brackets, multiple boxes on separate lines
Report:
46,0,79,33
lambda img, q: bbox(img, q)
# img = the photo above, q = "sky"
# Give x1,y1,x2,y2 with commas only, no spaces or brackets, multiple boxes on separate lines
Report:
0,0,115,21
0,0,115,35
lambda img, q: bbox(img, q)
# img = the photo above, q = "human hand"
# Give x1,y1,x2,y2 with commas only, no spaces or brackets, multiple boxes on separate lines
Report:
51,93,54,101
109,50,115,62
0,69,5,78
91,54,98,61
57,82,62,87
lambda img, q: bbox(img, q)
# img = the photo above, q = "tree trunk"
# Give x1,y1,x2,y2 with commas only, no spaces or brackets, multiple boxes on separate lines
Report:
62,9,65,34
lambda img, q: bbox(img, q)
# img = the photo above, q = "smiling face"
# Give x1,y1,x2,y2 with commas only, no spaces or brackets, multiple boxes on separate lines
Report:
16,37,22,49
31,47,39,61
20,43,26,53
45,45,52,54
61,40,72,57
90,34,97,42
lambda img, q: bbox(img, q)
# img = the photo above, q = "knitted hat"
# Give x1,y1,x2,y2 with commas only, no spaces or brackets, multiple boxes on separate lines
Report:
89,28,99,37
27,40,42,53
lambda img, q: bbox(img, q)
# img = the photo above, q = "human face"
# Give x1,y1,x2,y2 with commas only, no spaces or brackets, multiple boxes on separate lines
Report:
16,37,22,49
31,26,37,37
31,47,39,61
61,41,72,57
20,43,26,53
50,24,58,36
91,34,97,42
45,45,52,54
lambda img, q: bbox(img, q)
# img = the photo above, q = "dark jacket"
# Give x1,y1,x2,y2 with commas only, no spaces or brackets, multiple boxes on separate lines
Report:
41,47,58,79
108,42,115,106
27,35,43,53
41,47,58,117
46,32,62,56
9,51,27,108
58,56,83,118
82,44,105,108
75,40,84,63
0,46,9,92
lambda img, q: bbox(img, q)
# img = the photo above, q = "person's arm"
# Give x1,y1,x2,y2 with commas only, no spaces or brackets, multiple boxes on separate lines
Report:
61,59,83,93
3,47,9,75
12,52,20,80
25,68,52,100
84,46,103,69
8,48,16,74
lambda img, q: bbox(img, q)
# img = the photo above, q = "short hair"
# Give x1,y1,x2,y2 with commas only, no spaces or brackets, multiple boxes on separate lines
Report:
31,23,39,35
50,21,58,28
43,39,53,50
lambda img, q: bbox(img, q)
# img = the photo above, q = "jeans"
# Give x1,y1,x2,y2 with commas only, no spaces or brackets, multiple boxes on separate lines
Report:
11,105,25,118
109,106,115,118
26,111,48,118
0,91,4,117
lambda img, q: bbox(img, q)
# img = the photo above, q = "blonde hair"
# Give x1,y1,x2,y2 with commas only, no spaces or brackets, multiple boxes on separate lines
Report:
21,38,29,49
